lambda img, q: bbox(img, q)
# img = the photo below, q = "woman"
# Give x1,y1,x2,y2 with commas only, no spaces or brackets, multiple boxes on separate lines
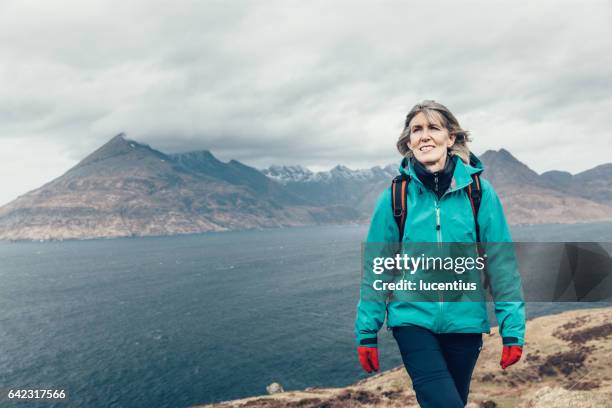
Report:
355,100,525,407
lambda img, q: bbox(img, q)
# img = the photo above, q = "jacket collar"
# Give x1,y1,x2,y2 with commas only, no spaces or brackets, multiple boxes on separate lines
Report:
398,152,484,193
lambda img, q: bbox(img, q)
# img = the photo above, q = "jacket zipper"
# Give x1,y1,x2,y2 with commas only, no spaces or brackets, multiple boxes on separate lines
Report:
434,180,471,333
418,176,471,333
435,204,442,243
434,198,444,332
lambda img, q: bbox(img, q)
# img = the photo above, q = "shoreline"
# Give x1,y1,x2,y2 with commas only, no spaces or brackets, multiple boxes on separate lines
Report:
194,307,612,408
2,220,612,244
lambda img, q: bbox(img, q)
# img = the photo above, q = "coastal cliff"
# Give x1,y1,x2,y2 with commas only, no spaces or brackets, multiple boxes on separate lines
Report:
195,307,612,408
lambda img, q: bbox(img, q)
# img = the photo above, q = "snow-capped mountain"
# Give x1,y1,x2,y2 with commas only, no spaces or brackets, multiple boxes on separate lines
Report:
261,165,315,183
2,136,612,241
261,163,397,184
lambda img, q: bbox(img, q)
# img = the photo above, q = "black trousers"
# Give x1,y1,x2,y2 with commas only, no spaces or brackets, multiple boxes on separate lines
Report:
392,325,483,408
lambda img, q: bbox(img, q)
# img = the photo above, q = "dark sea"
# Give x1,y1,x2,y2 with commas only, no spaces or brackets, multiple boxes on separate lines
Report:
1,222,611,408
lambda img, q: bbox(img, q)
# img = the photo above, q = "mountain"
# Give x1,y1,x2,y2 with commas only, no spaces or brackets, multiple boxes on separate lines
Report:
0,134,360,241
262,150,612,226
262,164,397,184
539,164,612,205
479,149,612,225
261,164,397,214
1,137,611,241
169,150,306,205
540,170,573,191
570,164,612,203
480,148,545,188
262,165,315,183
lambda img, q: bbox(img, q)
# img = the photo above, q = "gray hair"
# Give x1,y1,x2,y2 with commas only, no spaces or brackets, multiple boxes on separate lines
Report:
396,100,471,163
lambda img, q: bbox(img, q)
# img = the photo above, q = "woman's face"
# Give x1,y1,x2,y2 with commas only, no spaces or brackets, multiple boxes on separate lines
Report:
407,111,455,171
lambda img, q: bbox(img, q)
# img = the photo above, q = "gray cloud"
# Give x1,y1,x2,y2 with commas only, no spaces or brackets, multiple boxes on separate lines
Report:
1,0,611,205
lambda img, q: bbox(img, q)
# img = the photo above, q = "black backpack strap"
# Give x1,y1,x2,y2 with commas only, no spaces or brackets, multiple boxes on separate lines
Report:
391,174,410,242
468,174,489,288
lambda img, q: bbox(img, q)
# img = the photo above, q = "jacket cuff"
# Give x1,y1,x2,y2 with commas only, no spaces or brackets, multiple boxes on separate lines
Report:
502,336,524,346
357,337,378,347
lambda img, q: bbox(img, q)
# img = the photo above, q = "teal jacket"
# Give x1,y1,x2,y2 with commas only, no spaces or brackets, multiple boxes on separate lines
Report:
355,153,525,347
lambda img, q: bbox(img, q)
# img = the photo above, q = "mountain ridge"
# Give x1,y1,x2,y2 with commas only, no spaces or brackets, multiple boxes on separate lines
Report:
1,135,611,241
0,135,361,241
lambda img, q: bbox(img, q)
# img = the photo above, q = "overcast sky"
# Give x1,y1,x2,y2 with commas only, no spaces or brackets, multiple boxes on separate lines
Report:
1,0,611,205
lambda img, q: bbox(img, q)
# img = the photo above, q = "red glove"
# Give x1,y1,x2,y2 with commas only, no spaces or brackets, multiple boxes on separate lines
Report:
357,346,379,373
500,345,522,369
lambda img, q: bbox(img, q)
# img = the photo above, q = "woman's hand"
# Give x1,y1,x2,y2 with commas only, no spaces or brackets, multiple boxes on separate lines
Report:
357,346,380,373
500,345,522,369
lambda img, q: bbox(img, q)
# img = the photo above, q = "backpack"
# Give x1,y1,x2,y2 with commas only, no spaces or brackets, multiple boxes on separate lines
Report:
390,172,490,288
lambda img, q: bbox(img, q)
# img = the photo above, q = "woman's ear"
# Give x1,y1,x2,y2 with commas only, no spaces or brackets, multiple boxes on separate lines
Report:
447,133,456,148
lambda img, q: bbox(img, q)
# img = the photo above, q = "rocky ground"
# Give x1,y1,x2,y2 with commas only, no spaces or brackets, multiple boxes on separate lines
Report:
194,307,612,408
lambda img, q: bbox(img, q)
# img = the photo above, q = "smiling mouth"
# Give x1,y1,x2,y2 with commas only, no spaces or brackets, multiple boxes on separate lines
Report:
419,145,435,152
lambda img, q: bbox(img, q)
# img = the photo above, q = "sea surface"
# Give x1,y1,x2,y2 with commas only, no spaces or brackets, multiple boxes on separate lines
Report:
1,222,611,408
